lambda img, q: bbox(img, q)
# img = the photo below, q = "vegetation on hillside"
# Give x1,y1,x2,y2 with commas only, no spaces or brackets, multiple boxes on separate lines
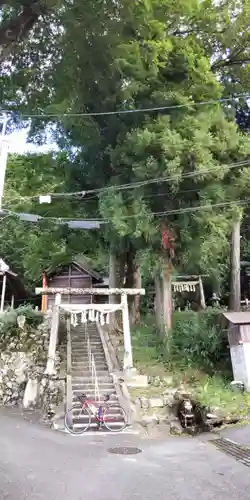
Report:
130,314,250,420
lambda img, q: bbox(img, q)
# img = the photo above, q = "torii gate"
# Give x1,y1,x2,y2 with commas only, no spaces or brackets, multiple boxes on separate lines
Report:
35,287,145,373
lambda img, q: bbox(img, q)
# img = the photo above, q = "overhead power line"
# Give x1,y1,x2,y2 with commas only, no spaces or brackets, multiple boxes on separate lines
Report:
92,198,250,221
3,159,250,204
3,94,250,119
2,197,250,226
150,198,250,217
91,159,250,195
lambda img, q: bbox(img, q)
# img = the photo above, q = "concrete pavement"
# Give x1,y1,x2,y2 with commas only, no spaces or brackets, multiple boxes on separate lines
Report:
1,409,250,500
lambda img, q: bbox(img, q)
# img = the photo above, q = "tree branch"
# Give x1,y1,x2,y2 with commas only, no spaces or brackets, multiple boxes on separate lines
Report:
0,1,47,63
212,57,250,70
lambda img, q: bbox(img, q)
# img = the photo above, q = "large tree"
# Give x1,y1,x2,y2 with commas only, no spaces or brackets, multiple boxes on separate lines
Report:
2,0,250,314
1,152,105,288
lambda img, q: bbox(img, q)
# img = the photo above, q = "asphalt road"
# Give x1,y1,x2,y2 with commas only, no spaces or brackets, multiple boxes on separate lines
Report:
1,410,250,500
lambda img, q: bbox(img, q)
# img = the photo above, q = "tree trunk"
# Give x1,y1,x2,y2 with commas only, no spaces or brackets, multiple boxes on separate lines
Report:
124,244,141,324
124,247,134,288
109,250,117,331
229,217,241,311
162,269,172,330
117,252,126,287
130,262,142,325
155,274,163,331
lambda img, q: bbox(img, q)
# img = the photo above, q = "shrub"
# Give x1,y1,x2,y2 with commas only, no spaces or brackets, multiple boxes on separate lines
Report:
0,305,44,348
164,308,229,373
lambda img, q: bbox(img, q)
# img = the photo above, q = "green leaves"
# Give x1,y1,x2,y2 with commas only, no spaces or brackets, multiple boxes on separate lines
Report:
0,152,103,288
1,0,250,293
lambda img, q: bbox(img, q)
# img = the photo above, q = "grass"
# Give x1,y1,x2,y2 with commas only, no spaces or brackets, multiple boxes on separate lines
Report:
130,319,250,420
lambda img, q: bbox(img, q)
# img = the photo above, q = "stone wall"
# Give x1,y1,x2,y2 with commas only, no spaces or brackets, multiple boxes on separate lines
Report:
0,307,64,415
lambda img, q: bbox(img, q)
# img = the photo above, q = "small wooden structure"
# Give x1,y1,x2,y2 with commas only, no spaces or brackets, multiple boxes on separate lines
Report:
45,260,104,310
172,275,206,310
222,312,250,391
0,259,27,311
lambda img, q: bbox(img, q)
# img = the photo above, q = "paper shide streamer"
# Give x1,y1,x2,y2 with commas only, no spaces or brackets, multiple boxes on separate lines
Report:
70,309,110,327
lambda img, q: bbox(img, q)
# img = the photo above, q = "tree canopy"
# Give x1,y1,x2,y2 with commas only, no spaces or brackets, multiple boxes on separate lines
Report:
1,0,250,301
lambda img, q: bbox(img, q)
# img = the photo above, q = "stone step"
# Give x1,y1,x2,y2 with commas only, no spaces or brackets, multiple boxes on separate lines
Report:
72,361,107,366
72,375,112,382
72,382,114,390
72,366,108,372
72,376,113,383
72,360,106,366
73,388,118,397
72,359,107,364
72,351,105,356
71,333,99,336
72,358,106,363
71,349,104,354
71,370,109,377
71,347,103,352
72,364,107,368
72,348,103,352
72,349,104,353
72,381,113,387
71,338,101,342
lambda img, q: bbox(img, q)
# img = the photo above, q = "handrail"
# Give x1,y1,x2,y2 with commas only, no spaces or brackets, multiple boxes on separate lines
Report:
85,323,100,402
66,317,73,426
91,353,100,402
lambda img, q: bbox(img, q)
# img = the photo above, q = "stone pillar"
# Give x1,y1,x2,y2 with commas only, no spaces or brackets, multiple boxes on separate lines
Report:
45,293,61,375
121,293,133,371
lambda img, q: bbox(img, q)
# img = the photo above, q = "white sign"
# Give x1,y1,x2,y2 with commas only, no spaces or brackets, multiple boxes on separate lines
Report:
39,195,51,204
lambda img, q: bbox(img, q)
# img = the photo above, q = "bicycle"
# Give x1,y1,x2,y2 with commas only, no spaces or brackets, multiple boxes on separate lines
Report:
64,392,127,434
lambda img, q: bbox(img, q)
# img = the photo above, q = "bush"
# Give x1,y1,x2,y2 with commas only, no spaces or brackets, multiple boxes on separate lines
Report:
164,308,229,373
0,305,44,347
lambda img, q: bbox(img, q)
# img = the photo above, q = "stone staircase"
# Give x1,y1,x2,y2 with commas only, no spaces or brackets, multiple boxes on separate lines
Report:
70,322,122,431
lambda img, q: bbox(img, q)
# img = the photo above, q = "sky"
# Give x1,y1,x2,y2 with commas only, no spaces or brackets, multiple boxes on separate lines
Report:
7,128,55,154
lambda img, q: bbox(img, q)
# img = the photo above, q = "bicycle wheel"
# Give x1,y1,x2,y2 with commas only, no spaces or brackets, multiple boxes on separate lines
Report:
103,404,127,432
64,403,91,435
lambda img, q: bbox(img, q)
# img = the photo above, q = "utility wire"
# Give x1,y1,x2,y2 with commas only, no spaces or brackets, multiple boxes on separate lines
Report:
92,198,250,221
149,198,250,217
93,160,250,194
3,159,250,204
7,93,249,119
2,197,250,224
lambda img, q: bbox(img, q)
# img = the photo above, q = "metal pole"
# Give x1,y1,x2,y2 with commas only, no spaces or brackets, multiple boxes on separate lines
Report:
0,273,6,312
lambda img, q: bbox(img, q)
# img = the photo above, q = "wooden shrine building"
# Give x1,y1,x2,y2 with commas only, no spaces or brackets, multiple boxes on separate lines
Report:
44,260,105,310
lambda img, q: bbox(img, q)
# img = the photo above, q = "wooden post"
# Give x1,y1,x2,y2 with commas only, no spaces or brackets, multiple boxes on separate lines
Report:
199,275,206,309
121,293,133,370
44,293,61,375
0,273,6,312
130,262,142,325
229,217,241,311
155,274,163,331
66,316,73,427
